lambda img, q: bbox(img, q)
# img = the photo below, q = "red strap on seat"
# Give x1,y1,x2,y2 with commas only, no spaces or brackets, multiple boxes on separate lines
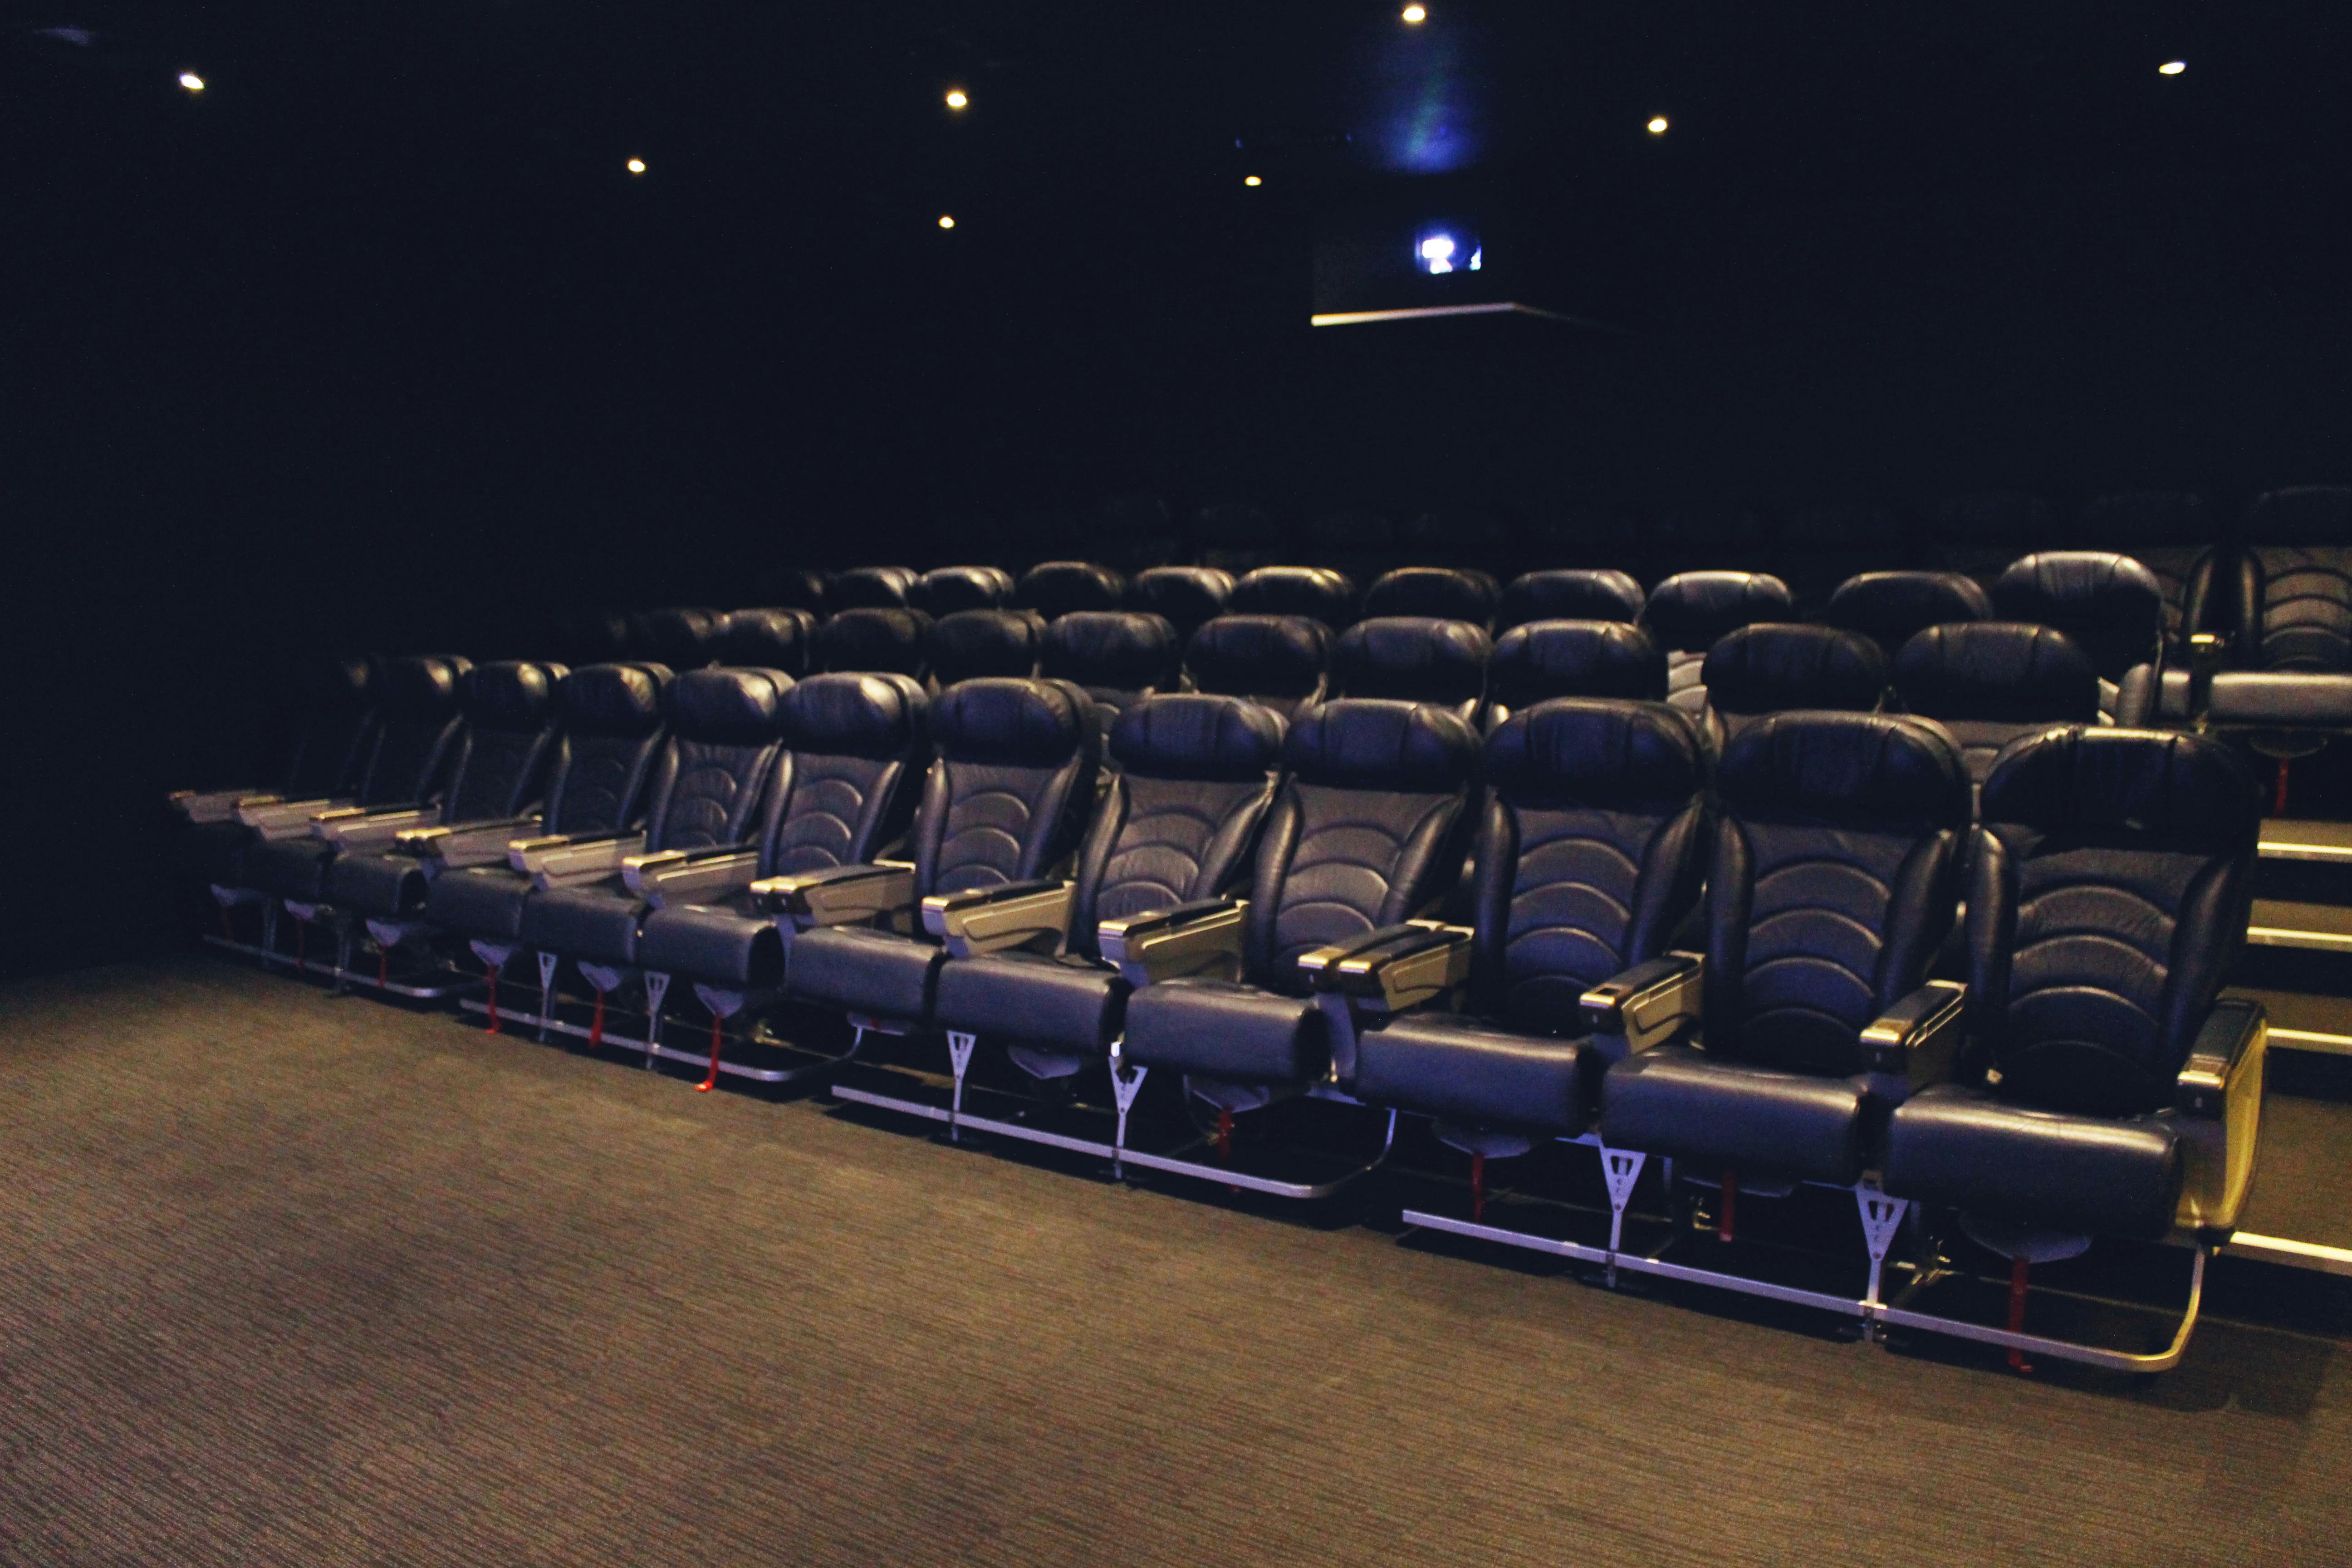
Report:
1718,1170,1737,1243
697,1012,723,1092
2007,1257,2033,1373
2276,757,2292,816
1215,1107,1233,1164
377,949,389,990
589,988,605,1048
1470,1152,1487,1222
484,962,500,1034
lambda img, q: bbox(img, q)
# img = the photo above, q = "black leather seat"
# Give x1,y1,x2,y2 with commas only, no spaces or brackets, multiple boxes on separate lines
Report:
1485,621,1667,729
1183,614,1332,723
1499,569,1645,631
1990,552,2165,724
1885,728,2262,1247
930,694,1284,1069
1127,567,1234,642
2205,488,2352,756
1698,623,1886,746
917,566,1016,616
172,656,379,892
1641,571,1797,717
426,662,671,954
930,609,1045,684
831,567,922,612
2080,491,2220,658
818,607,934,681
784,678,1099,1028
1363,567,1503,629
1017,561,1127,620
241,655,472,906
1823,571,1994,665
1893,623,2101,787
1118,700,1480,1103
1230,565,1357,628
1330,617,1493,728
718,608,817,677
627,608,725,670
1601,712,1971,1189
1041,611,1179,741
1343,699,1710,1141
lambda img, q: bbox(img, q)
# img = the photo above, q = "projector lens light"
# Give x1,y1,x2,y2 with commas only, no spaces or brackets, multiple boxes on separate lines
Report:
178,72,205,93
626,158,646,174
1648,115,1669,135
1401,5,1427,24
2159,60,2186,76
946,89,969,108
1244,175,1262,186
938,214,956,229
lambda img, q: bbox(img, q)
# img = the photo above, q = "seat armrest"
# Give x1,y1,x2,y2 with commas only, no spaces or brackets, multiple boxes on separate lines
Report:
398,815,541,864
633,848,765,905
1098,899,1248,987
1301,921,1472,1011
923,879,1074,958
2174,998,2267,1236
1861,979,1968,1088
527,834,647,887
235,796,342,832
1581,952,1703,1050
2178,999,2264,1119
621,841,756,895
173,787,271,823
314,806,439,849
751,861,917,926
506,833,579,873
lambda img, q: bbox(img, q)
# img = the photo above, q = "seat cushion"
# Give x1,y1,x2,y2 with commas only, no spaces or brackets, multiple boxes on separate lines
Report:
1883,1083,2182,1241
425,866,537,943
176,821,256,887
324,851,428,919
2206,670,2352,729
1351,1013,1594,1137
787,925,947,1022
1120,978,1327,1083
516,878,649,966
634,893,786,989
932,951,1128,1052
1600,1044,1869,1184
245,838,338,902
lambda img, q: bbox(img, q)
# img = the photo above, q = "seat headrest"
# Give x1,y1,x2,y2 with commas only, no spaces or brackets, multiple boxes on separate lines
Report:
1487,698,1705,810
1982,727,2261,849
1500,569,1645,628
1284,699,1480,793
1185,615,1331,698
1230,565,1357,625
1363,567,1503,625
930,609,1045,682
1701,625,1886,716
783,671,928,759
465,661,562,730
627,607,725,669
2241,485,2352,545
1127,566,1234,632
1823,571,1994,655
303,655,373,706
1718,712,1970,833
559,663,670,735
917,565,1016,615
830,566,921,611
1043,611,1176,690
818,607,934,677
1990,551,2165,679
718,608,815,674
376,655,469,716
1110,693,1285,781
932,677,1095,765
1895,622,2101,724
1333,617,1492,704
1490,620,1667,704
1642,571,1796,651
1017,560,1127,618
665,666,790,744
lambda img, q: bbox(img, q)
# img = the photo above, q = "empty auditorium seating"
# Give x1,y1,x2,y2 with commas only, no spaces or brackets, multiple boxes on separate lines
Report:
1640,571,1796,715
1893,622,2101,785
1362,566,1504,628
1697,623,1886,745
1485,621,1668,728
173,655,379,894
917,566,1016,616
1823,571,1994,664
1498,569,1644,631
929,609,1045,685
1229,565,1356,628
717,608,817,677
1040,611,1178,740
2202,487,2352,807
1127,566,1233,642
2080,491,2219,654
1017,560,1127,620
627,608,725,670
818,607,933,681
1328,617,1492,727
1990,552,2165,723
1183,614,1332,721
831,566,922,611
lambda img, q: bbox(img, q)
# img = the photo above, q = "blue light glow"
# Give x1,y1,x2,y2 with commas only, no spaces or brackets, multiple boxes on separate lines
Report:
1416,228,1479,276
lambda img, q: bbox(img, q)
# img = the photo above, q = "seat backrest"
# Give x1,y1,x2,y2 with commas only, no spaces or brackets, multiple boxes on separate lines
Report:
1230,565,1357,627
279,656,379,799
1016,560,1127,620
544,662,671,838
917,565,1016,616
2241,486,2352,672
930,609,1045,685
2081,491,2216,651
718,608,816,677
911,677,1100,896
1067,694,1286,960
626,607,725,670
830,566,922,612
1330,616,1492,727
1699,624,1886,745
1893,622,2100,785
1245,700,1481,992
1643,571,1796,717
817,607,934,681
1363,567,1503,628
761,672,930,877
1703,711,1971,1075
1823,571,1994,664
1990,551,2165,720
643,667,794,853
1183,614,1332,722
1969,727,2260,1115
1466,698,1710,1032
1041,611,1178,739
1128,566,1234,641
1499,569,1645,630
1486,620,1667,729
353,655,472,809
439,661,565,825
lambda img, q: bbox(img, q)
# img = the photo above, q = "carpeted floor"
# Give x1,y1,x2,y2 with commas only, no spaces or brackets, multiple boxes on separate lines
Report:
3,958,2350,1567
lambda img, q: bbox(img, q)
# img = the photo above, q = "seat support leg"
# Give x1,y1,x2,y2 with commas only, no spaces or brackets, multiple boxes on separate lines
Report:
535,951,559,1042
1108,1050,1147,1181
1600,1145,1645,1288
1856,1186,1910,1341
262,902,282,966
642,972,670,1067
944,1031,977,1142
333,924,354,994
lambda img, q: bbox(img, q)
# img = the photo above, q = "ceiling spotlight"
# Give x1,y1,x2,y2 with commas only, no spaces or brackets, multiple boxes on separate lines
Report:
2158,60,2186,76
938,214,956,229
1647,115,1669,135
177,72,205,93
945,88,969,108
1401,5,1427,24
1244,175,1262,186
626,157,646,174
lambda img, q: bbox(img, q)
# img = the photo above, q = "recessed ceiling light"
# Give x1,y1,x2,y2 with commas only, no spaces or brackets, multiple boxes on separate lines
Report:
1647,115,1669,135
1401,5,1427,24
945,89,969,108
626,157,646,174
1244,175,1262,186
938,214,956,229
177,72,205,93
2158,60,2186,76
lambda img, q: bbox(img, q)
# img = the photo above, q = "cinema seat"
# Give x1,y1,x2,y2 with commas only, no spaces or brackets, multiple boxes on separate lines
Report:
930,609,1046,685
1018,560,1127,620
1485,621,1667,729
718,608,817,677
1112,700,1480,1195
1990,551,2165,723
627,608,725,670
1230,565,1357,628
1823,571,1995,665
818,607,934,682
1183,614,1332,722
172,655,379,896
2080,491,2221,657
1893,622,2101,787
1640,570,1796,716
1041,611,1179,741
1127,566,1234,642
831,567,923,612
1498,569,1645,631
1697,623,1886,745
916,566,1016,616
1363,567,1504,629
2203,487,2352,807
1329,617,1493,728
1882,727,2264,1371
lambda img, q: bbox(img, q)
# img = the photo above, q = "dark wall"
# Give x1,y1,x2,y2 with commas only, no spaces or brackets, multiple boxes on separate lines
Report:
4,1,2348,974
